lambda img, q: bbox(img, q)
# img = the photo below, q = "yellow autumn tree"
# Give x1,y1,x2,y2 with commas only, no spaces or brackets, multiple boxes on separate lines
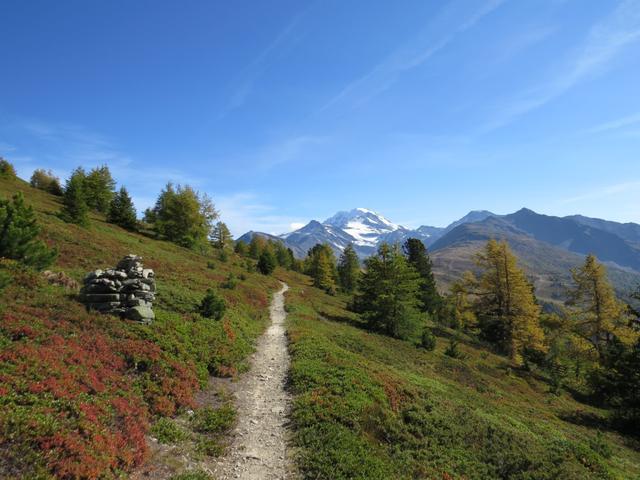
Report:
447,271,478,330
567,254,637,359
474,240,545,364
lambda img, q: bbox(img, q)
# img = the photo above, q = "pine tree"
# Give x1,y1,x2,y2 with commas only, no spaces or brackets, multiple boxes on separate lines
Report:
84,165,116,213
0,192,57,270
305,244,337,294
474,240,545,364
60,167,89,226
403,238,442,313
198,288,226,320
257,248,277,275
211,222,233,250
567,254,637,359
337,243,360,293
353,243,422,340
273,241,292,269
107,186,137,230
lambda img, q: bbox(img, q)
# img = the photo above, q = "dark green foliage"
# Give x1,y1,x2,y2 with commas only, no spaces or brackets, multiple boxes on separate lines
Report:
420,327,436,351
234,240,248,256
0,158,16,178
403,238,442,314
151,418,187,444
145,183,218,249
337,243,360,293
249,235,266,259
0,269,11,293
198,288,226,320
84,165,116,213
257,249,277,275
60,167,90,225
107,186,138,230
218,249,229,262
444,338,462,358
274,241,293,269
191,405,236,434
206,261,215,270
30,169,63,195
0,193,57,270
353,243,422,340
588,338,640,434
222,273,238,289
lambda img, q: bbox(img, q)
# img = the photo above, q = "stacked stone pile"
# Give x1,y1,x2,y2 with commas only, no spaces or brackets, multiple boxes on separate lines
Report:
80,254,156,323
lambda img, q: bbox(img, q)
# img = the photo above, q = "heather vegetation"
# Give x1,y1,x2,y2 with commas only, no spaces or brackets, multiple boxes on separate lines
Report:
0,166,282,479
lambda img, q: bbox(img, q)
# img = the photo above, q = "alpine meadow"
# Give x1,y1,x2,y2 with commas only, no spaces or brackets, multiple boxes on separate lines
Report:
1,1,640,479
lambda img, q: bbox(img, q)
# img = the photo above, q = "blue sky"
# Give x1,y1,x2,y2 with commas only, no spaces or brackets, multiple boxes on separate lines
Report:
1,0,639,235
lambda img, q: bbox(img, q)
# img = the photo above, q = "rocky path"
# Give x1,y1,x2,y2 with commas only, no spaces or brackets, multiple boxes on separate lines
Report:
213,283,296,480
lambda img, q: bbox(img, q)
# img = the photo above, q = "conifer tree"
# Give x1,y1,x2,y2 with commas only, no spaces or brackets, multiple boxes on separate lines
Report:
234,240,248,256
305,244,337,294
353,243,422,340
474,240,545,364
211,221,233,250
403,238,442,313
60,167,89,226
567,254,637,359
85,165,116,213
145,183,218,249
446,271,478,329
0,158,16,179
257,248,277,275
107,186,137,231
0,192,57,270
337,243,360,293
249,235,266,259
30,169,63,196
273,241,292,269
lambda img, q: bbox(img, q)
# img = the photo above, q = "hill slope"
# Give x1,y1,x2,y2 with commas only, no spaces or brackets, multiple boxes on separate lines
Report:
281,273,640,479
0,176,282,479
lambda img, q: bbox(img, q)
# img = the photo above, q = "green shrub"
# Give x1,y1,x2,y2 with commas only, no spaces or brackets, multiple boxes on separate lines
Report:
589,431,613,459
195,438,225,457
222,273,238,290
0,269,11,293
420,328,436,351
218,250,229,262
444,338,463,358
191,405,236,434
206,261,215,270
198,288,226,320
150,418,188,444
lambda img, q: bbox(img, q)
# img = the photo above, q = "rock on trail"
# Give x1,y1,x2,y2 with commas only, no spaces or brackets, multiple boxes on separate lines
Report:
214,283,296,480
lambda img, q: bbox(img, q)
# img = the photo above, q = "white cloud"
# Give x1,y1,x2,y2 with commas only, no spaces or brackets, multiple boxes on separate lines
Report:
319,0,505,112
586,111,640,134
290,222,305,230
481,0,640,132
560,180,640,204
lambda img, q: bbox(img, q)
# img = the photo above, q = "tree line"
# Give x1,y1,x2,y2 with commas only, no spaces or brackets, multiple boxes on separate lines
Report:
300,236,640,434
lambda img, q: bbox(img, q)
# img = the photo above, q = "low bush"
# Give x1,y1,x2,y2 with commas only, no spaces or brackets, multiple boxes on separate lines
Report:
191,404,236,434
198,289,226,320
151,418,188,444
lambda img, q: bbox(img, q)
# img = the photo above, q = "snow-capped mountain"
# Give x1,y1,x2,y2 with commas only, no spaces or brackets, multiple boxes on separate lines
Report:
323,208,402,247
239,207,443,258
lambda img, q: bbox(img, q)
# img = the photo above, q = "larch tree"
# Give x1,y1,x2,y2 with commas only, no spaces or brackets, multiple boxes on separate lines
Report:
305,243,338,294
249,235,267,259
30,169,63,196
353,243,422,340
474,239,545,364
567,254,637,359
107,186,138,231
337,243,360,293
84,165,116,213
145,183,218,249
403,238,442,314
211,221,233,250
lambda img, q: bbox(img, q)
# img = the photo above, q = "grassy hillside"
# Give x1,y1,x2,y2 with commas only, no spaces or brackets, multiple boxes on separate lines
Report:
430,220,640,306
280,271,640,479
0,176,281,478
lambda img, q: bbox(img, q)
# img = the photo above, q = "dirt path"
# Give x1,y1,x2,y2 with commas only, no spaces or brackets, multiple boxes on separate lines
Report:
213,282,296,480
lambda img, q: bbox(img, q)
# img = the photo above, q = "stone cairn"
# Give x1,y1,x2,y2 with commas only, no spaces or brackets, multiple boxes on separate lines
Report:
80,254,156,323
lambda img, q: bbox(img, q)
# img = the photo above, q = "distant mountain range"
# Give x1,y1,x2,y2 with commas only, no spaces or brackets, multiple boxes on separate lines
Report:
239,207,640,303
